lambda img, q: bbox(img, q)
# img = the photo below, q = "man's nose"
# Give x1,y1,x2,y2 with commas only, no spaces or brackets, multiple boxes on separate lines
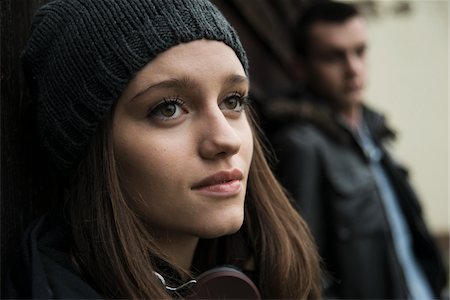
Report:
344,54,363,76
198,107,241,160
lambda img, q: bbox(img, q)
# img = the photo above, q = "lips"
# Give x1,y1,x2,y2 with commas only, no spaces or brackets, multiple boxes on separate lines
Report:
191,168,244,190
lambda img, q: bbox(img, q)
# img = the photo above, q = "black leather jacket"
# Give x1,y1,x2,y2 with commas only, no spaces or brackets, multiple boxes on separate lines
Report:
268,97,447,299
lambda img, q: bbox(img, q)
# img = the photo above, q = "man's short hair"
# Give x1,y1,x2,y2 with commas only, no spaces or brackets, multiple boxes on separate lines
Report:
294,1,360,57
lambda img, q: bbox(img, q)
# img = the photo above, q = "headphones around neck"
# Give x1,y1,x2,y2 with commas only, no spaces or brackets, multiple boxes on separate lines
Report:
154,266,261,299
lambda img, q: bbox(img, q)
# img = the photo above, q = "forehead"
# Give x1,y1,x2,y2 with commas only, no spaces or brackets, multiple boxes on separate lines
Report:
121,39,247,100
308,17,367,50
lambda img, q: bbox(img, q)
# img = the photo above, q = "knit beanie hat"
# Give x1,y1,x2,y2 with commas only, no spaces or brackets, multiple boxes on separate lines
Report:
23,0,249,172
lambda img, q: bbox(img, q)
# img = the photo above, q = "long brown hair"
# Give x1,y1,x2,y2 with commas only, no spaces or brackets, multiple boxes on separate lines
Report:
67,107,321,299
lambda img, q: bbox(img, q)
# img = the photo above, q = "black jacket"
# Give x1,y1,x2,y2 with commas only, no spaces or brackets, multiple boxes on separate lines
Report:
268,97,447,299
4,214,102,299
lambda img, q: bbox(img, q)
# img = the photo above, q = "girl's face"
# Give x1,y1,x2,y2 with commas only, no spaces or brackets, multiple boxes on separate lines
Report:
113,40,253,241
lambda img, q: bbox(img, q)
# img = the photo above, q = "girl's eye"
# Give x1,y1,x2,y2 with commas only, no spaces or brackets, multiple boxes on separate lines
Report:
220,92,250,113
223,97,239,110
159,102,177,117
148,98,186,120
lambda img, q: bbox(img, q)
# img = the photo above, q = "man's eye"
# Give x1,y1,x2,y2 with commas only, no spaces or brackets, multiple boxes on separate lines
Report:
356,46,366,57
321,54,339,63
316,50,342,63
148,98,185,120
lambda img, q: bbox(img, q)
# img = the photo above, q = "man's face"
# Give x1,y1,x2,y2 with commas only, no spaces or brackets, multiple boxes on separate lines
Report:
303,17,368,108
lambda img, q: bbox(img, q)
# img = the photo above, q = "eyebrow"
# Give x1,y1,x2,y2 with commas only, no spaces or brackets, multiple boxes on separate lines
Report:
129,74,249,102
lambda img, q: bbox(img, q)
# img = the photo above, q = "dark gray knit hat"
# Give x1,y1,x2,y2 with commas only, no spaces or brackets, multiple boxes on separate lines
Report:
23,0,248,172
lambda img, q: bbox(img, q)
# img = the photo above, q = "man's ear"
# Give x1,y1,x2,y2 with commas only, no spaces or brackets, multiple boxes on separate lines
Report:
292,56,307,82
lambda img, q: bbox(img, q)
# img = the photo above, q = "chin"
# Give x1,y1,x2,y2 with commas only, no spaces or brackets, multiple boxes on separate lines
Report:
338,95,362,108
198,214,244,239
346,91,364,104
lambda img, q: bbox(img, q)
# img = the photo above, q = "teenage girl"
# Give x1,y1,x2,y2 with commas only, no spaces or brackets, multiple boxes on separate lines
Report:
6,0,321,298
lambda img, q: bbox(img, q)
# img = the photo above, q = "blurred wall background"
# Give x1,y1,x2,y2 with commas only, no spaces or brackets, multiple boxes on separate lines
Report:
346,0,448,235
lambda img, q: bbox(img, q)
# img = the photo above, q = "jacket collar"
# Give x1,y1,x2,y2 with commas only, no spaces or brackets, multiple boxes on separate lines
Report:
266,90,396,144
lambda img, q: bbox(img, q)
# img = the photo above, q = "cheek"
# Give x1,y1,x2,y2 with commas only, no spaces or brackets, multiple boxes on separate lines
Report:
114,136,189,221
312,65,342,88
240,117,254,164
115,139,160,191
113,126,181,194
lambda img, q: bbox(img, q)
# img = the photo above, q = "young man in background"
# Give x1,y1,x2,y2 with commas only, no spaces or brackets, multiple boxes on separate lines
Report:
270,1,446,298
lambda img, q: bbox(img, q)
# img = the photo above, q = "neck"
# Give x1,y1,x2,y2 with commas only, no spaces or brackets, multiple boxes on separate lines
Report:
338,103,362,129
153,233,199,279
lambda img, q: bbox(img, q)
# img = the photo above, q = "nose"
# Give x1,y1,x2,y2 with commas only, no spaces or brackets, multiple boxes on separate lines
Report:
344,54,363,77
198,107,241,160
